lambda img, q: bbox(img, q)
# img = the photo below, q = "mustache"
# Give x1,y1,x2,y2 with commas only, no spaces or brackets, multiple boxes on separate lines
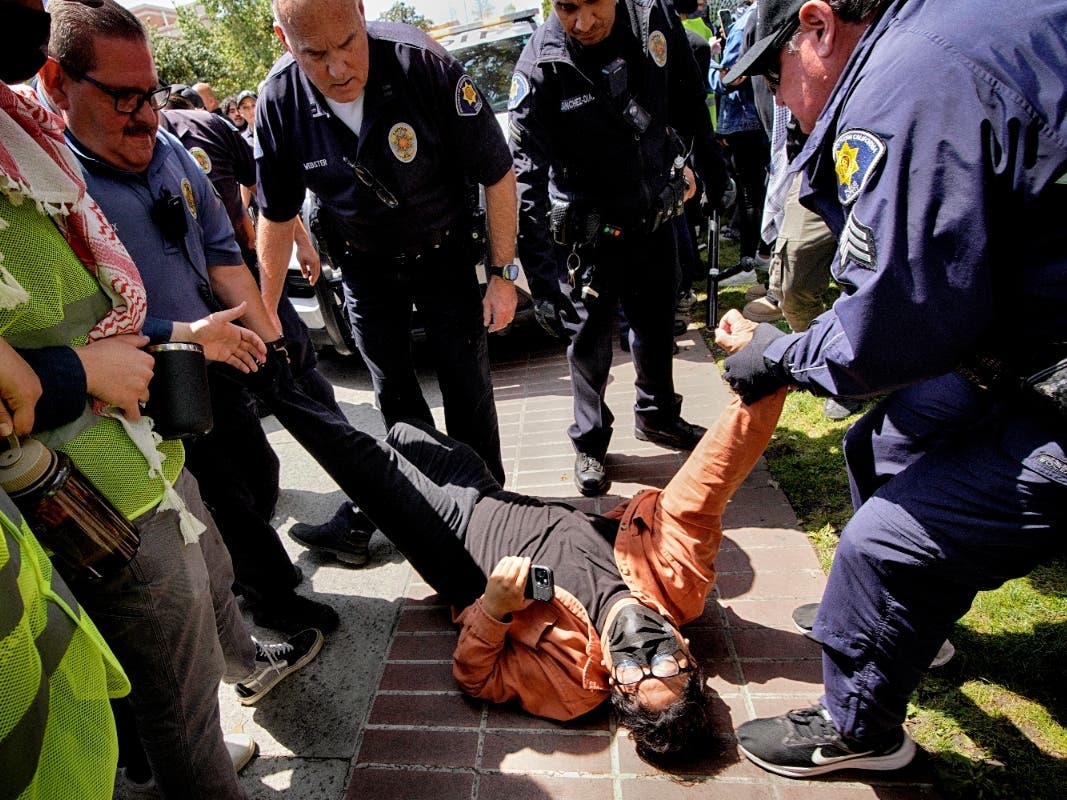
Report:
123,122,157,137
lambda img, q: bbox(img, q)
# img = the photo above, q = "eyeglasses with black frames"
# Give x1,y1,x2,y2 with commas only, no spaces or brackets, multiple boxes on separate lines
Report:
763,16,803,96
61,62,170,114
612,653,691,688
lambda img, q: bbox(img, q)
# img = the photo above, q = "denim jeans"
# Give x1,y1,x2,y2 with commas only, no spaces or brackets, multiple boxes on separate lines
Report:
73,470,255,799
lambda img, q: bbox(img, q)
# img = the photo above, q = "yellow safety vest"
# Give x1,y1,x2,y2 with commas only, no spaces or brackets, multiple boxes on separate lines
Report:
0,491,130,800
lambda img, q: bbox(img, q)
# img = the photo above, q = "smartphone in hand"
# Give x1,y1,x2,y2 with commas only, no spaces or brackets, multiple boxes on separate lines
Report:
523,564,555,602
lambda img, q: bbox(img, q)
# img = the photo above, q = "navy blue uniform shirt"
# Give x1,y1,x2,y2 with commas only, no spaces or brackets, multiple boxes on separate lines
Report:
254,21,512,253
508,0,722,296
162,109,256,253
764,0,1067,396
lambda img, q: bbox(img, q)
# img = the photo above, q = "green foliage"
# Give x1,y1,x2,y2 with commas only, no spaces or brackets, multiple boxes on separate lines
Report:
378,1,433,30
150,0,282,98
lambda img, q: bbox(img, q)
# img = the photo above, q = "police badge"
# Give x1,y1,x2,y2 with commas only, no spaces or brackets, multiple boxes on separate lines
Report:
388,123,417,163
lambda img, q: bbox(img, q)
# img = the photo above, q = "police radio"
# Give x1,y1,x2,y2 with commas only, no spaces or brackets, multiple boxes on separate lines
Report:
602,57,651,134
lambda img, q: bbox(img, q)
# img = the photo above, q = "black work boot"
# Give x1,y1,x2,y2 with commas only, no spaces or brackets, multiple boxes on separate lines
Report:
288,503,373,567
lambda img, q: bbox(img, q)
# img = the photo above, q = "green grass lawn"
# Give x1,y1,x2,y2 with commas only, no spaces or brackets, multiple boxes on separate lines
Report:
692,252,1067,799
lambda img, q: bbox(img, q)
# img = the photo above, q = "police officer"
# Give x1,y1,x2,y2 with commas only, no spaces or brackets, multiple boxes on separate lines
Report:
40,0,348,636
509,0,726,496
715,0,1067,778
253,0,517,505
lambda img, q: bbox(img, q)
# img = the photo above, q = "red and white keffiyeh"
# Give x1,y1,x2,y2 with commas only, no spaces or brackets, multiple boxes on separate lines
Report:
0,80,146,339
0,81,204,543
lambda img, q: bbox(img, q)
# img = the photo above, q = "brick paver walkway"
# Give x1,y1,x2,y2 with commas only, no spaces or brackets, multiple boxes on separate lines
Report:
340,328,941,799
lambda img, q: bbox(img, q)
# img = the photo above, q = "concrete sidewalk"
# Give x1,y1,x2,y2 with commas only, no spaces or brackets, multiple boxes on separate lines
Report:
218,325,940,799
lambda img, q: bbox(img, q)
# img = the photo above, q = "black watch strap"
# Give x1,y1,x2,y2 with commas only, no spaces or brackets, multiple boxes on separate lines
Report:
489,263,520,281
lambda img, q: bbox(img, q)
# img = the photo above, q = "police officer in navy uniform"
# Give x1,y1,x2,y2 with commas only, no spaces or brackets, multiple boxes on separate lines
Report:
509,0,726,496
714,0,1067,779
253,0,518,555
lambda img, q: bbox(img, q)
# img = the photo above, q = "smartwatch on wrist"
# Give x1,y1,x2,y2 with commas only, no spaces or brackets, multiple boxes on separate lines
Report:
489,263,520,281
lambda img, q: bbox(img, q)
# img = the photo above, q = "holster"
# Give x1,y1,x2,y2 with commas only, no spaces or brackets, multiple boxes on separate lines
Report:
647,169,687,234
549,200,600,248
1023,353,1067,417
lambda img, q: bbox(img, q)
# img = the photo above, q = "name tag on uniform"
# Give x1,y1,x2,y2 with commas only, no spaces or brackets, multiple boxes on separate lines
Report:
560,93,594,112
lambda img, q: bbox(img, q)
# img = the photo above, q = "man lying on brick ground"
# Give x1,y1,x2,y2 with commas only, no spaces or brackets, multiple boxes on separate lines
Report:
342,371,786,763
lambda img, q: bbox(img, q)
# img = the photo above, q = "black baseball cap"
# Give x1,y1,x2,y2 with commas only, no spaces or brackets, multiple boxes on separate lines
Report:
723,0,804,85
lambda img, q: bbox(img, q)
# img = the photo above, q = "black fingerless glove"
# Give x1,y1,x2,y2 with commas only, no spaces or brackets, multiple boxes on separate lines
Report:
722,323,790,404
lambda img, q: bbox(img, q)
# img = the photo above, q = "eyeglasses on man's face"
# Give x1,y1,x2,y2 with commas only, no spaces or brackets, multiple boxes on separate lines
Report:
612,652,690,688
763,17,802,96
61,62,170,114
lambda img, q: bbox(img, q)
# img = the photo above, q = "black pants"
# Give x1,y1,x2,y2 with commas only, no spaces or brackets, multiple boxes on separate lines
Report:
334,238,505,484
181,366,295,605
243,352,495,608
724,128,770,259
561,222,682,458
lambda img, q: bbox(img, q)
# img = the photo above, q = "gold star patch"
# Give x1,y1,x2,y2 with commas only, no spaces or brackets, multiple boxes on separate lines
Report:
455,74,483,116
835,141,860,187
831,129,886,205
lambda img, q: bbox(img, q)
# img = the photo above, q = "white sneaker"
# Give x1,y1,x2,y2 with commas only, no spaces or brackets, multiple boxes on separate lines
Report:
225,733,258,773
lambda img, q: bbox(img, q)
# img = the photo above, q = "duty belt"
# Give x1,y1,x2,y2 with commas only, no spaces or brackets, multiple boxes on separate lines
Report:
351,227,456,265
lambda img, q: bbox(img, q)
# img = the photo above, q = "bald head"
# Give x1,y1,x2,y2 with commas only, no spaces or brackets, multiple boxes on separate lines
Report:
272,0,369,103
192,81,218,111
273,0,363,37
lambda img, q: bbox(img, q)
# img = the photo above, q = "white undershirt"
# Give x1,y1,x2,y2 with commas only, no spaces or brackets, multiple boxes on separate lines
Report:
325,92,366,137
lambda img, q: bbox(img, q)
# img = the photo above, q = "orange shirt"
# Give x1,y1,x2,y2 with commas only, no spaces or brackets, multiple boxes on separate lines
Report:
452,389,788,720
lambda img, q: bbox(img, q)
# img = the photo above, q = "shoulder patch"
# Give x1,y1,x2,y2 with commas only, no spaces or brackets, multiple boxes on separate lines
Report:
455,74,483,116
388,122,417,163
180,178,197,221
648,30,668,67
189,147,212,174
837,210,876,270
832,129,885,205
508,73,530,111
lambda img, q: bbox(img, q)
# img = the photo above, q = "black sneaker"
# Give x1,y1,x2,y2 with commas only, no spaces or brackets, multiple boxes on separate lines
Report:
634,417,707,450
736,704,917,778
823,396,863,420
574,453,608,496
791,602,955,668
289,502,373,567
235,628,324,706
250,593,339,635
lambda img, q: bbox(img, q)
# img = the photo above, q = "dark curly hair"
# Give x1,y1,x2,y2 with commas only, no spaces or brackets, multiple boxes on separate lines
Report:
611,665,713,764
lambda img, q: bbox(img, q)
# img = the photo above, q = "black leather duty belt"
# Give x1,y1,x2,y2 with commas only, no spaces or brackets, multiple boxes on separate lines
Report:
352,227,456,266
